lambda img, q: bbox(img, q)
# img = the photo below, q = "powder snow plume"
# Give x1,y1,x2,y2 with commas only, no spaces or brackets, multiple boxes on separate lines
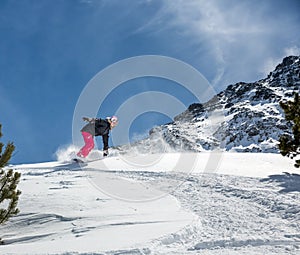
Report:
54,144,79,162
54,144,117,162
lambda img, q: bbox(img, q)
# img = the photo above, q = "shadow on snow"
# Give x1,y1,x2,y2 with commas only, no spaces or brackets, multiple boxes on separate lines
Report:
260,172,300,193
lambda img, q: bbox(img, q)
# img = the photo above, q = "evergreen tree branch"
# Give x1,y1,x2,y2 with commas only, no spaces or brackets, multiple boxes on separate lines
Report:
0,143,15,168
279,93,300,167
0,123,21,244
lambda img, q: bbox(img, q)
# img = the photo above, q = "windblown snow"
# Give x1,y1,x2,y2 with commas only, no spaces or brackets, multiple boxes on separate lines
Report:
1,152,299,255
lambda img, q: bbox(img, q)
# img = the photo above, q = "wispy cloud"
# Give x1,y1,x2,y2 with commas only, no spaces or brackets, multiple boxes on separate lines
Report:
262,46,300,76
285,46,300,57
138,0,300,88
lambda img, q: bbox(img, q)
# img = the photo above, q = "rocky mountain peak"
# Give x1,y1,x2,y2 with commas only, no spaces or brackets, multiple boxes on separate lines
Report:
125,56,300,154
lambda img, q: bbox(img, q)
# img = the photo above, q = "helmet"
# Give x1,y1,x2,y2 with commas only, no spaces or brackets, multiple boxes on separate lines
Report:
110,116,118,126
111,116,118,123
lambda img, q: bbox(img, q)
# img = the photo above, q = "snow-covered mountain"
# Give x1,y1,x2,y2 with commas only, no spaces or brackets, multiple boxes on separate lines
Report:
128,56,300,154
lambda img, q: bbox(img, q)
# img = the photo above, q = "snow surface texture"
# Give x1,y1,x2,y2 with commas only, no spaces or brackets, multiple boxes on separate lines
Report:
127,56,300,154
1,152,299,255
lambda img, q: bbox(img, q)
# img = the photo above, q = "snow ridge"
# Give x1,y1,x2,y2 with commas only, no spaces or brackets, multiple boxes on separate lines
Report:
2,153,299,254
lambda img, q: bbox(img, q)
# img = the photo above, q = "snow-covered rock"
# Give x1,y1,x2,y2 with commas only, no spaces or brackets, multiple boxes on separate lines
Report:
135,56,300,154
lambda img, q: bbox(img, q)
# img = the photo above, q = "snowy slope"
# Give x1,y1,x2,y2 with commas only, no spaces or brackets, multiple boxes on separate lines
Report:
1,152,299,255
1,158,195,254
128,56,300,154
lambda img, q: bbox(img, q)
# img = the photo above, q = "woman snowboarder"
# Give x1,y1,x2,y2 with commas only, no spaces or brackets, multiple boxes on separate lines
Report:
76,116,118,161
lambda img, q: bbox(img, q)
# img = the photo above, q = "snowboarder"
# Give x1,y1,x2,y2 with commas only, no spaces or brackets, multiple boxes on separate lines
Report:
76,116,118,160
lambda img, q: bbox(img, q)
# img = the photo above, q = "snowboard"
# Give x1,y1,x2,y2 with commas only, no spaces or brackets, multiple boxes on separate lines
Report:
71,157,106,164
72,158,85,164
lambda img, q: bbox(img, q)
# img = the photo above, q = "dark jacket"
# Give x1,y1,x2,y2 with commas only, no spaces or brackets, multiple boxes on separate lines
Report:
81,118,110,150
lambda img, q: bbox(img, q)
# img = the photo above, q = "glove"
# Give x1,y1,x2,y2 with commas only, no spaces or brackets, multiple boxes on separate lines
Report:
83,117,95,122
103,150,108,157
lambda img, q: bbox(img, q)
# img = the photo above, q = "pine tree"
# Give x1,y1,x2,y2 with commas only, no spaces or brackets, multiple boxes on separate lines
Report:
279,93,300,168
0,124,21,244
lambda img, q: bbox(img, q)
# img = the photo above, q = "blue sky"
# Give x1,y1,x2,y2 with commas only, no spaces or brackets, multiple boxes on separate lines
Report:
0,0,300,163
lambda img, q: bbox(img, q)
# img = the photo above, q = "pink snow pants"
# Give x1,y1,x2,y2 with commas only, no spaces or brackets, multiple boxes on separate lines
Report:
77,132,95,158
